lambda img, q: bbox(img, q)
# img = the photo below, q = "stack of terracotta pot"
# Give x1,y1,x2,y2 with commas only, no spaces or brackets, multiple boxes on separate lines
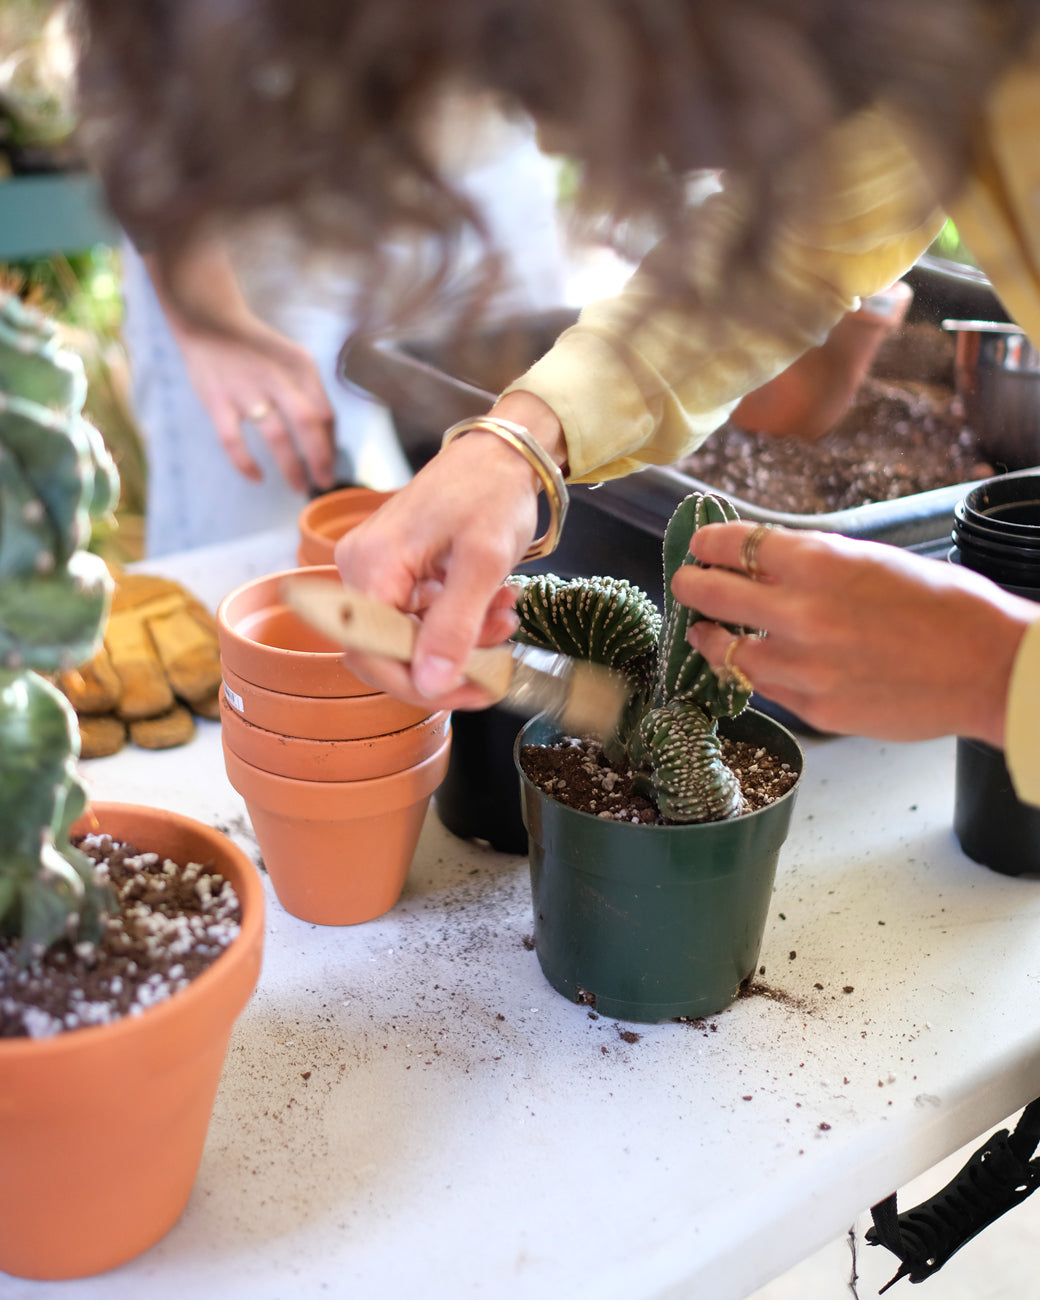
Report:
216,565,450,925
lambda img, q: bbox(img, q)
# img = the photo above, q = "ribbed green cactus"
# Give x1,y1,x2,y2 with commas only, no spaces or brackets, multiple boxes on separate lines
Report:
514,491,754,823
0,290,118,957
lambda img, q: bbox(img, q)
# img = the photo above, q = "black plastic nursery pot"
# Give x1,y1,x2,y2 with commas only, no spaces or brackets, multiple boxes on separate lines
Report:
435,704,529,855
514,710,805,1024
949,470,1040,875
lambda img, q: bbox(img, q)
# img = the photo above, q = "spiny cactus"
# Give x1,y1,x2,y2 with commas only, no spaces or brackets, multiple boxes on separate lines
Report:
0,290,118,957
514,491,754,823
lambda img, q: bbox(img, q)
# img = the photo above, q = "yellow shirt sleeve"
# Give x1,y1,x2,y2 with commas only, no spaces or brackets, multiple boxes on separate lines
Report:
1006,616,1040,807
504,107,943,483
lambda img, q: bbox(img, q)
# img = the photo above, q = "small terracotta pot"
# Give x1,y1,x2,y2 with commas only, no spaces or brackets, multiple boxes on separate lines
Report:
217,565,373,697
297,486,396,567
0,803,264,1280
221,662,431,740
219,690,449,780
223,732,451,924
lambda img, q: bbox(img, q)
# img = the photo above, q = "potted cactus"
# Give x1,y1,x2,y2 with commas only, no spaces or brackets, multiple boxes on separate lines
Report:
0,290,264,1281
512,491,804,1023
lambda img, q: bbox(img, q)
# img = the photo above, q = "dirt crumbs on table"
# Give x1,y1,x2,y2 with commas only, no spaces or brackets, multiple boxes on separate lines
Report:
519,734,798,823
0,833,241,1040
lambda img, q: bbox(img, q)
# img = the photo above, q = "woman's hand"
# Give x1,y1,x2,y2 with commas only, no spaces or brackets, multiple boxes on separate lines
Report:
677,521,1040,747
172,320,336,492
333,391,568,708
144,246,336,492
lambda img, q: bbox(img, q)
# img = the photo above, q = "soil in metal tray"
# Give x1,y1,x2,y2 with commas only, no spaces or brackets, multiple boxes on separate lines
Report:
674,324,996,515
520,734,799,825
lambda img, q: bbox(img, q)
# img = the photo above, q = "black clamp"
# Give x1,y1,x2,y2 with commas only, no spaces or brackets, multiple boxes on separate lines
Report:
866,1097,1040,1291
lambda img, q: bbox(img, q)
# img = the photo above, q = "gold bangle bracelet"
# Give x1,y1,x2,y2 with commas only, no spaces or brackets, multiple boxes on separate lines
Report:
441,416,569,562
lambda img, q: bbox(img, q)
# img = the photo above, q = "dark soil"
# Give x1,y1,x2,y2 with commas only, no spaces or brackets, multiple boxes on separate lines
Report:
674,324,994,515
519,733,799,824
0,834,242,1039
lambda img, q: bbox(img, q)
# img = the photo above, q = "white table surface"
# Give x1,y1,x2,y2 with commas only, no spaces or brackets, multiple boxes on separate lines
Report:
9,526,1040,1300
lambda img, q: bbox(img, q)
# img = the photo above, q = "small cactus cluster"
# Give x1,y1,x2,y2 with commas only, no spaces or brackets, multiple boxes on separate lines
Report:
513,492,753,823
0,290,120,957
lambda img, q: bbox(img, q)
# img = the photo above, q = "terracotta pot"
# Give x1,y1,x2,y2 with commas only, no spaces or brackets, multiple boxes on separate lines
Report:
219,690,449,780
221,661,431,740
297,486,396,567
0,803,264,1280
223,732,451,924
217,565,374,697
733,280,914,443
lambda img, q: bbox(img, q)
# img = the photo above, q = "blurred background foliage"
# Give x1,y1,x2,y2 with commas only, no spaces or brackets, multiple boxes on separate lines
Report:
1,1,146,565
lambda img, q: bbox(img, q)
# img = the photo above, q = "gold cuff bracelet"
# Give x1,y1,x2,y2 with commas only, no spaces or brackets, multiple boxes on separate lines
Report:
441,416,569,561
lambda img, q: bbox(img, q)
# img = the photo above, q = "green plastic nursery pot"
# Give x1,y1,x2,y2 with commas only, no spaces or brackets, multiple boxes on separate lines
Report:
515,711,804,1024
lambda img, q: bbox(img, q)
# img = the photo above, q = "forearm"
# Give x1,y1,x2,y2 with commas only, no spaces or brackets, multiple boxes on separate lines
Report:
504,106,943,482
142,240,254,338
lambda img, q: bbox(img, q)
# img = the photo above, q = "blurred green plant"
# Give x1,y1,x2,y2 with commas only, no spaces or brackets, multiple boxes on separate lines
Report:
0,0,78,170
2,251,147,565
927,219,980,271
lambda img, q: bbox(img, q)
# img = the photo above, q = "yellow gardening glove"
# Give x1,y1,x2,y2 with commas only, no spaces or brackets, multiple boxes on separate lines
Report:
55,569,223,756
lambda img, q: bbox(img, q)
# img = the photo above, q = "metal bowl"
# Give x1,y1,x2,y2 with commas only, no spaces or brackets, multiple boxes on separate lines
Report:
944,320,1040,471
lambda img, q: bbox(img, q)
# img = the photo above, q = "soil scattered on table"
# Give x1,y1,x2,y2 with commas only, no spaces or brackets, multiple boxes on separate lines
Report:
0,833,241,1039
519,733,798,824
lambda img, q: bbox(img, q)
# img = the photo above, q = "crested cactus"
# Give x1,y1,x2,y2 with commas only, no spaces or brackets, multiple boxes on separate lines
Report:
0,290,118,957
513,491,754,823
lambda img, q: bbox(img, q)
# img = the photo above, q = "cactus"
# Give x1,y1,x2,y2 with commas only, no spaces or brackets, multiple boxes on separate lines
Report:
0,290,118,957
513,491,754,823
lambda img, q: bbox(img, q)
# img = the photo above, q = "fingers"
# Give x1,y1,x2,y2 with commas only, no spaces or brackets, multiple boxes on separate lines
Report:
212,396,309,491
410,537,523,698
268,363,337,490
184,329,337,492
332,428,543,704
209,395,264,482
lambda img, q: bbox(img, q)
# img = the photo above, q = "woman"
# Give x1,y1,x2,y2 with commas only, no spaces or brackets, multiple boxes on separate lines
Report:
77,0,1040,802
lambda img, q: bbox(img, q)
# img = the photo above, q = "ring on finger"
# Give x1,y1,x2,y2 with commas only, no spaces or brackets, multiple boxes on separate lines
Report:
739,522,774,581
245,399,272,422
720,634,755,694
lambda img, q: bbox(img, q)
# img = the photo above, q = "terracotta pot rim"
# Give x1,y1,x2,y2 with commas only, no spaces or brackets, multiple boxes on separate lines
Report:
218,566,346,663
217,565,374,697
223,730,451,812
0,803,265,1062
220,694,446,749
297,486,396,551
219,693,449,779
219,663,434,738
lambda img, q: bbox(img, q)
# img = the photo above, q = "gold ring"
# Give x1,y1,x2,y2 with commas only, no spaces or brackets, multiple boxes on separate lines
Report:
720,635,755,694
739,522,774,581
246,400,272,422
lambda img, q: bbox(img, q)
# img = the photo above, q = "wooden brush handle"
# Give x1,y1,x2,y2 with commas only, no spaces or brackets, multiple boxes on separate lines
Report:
283,578,514,700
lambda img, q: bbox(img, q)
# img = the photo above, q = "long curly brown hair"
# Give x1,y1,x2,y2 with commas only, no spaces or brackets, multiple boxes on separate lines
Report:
74,0,1040,323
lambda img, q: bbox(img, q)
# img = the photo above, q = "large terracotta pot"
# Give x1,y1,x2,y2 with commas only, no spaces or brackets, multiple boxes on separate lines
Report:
297,486,396,567
217,566,373,697
0,803,264,1280
221,661,429,740
219,691,449,780
223,733,451,925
